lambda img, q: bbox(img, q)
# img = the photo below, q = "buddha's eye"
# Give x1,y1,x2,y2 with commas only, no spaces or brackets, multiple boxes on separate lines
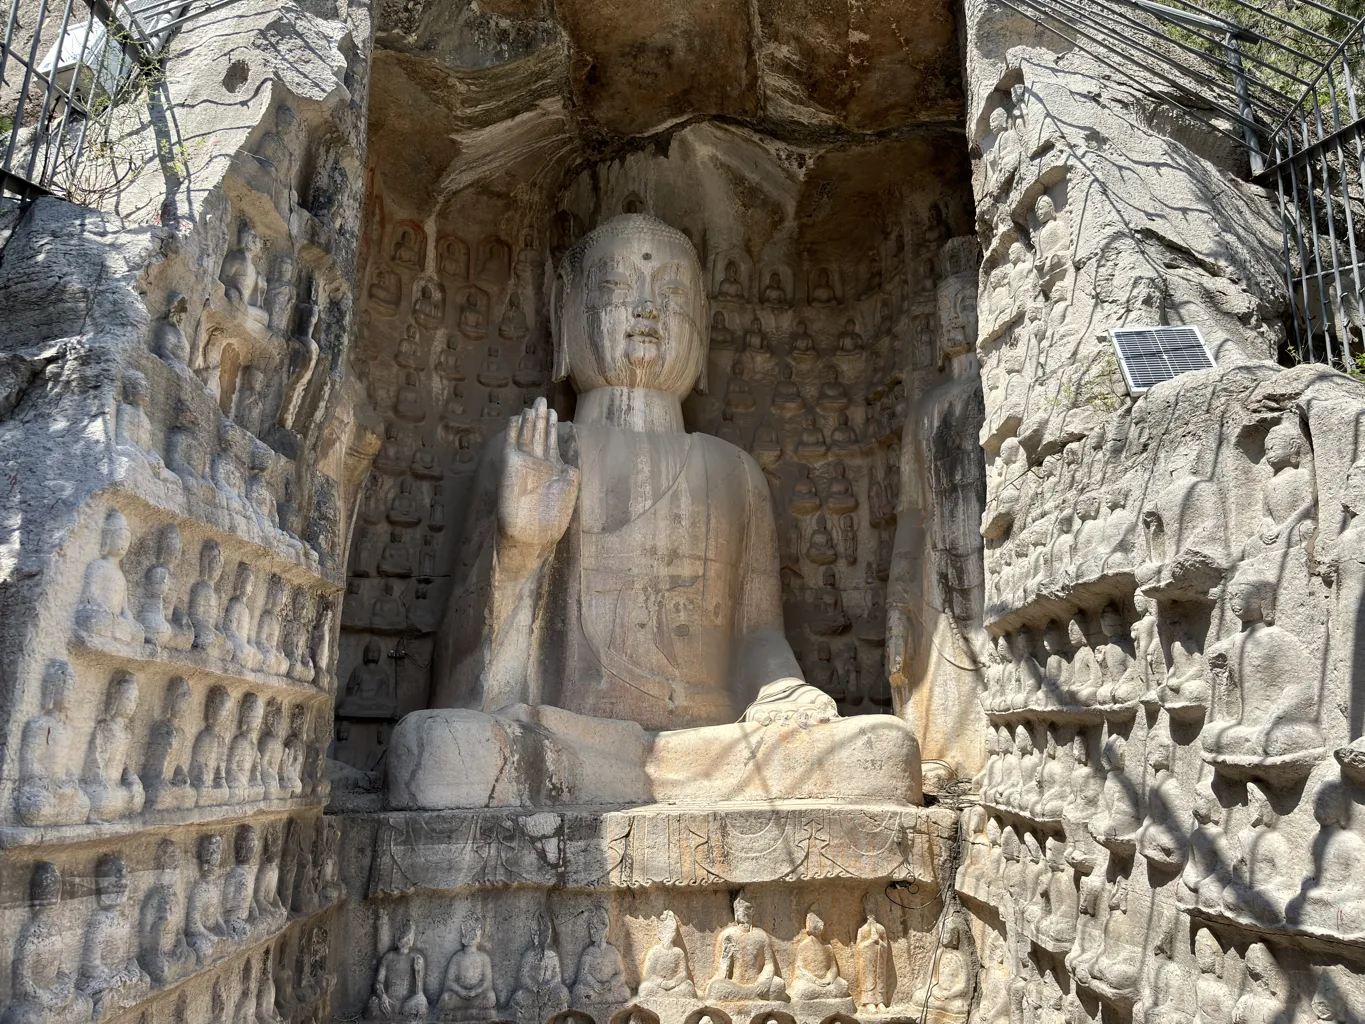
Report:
598,277,630,295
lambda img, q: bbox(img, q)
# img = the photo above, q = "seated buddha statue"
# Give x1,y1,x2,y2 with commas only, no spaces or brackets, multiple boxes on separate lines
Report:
391,213,921,810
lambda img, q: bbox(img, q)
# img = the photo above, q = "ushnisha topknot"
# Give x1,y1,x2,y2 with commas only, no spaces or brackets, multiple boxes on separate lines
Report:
556,213,700,281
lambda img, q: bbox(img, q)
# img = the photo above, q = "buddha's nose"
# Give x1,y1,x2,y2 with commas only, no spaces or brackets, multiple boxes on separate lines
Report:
634,296,659,319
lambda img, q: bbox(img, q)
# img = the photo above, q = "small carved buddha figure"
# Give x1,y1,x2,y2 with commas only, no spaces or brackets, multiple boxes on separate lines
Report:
1063,874,1105,985
153,291,191,363
378,530,413,578
750,423,783,471
372,580,406,632
1290,776,1365,931
806,515,837,565
1009,628,1045,710
1090,734,1141,846
835,514,857,567
1032,196,1069,292
1061,617,1098,705
1193,930,1231,1024
138,840,194,985
392,226,421,268
253,824,288,931
1179,778,1232,910
638,909,696,999
829,411,858,450
1036,623,1072,709
9,861,91,1024
226,693,265,803
339,638,397,719
142,676,194,810
718,260,746,300
710,311,736,350
81,670,144,822
1159,614,1211,717
791,319,817,359
790,909,850,1002
284,588,317,684
16,660,90,826
190,685,232,806
78,854,150,1018
387,478,422,527
458,292,487,340
1201,573,1324,761
1088,605,1132,706
435,335,466,385
910,913,972,1016
212,420,252,516
394,371,426,422
816,367,850,413
257,699,285,798
790,465,822,515
438,914,496,1016
717,409,743,447
478,344,512,388
264,254,298,336
252,576,288,678
514,342,545,389
809,268,838,306
1246,416,1317,557
510,911,569,1024
395,323,424,370
762,272,788,306
706,891,788,1002
221,221,263,312
499,293,530,343
724,359,757,414
76,508,143,645
796,415,827,460
256,948,283,1024
414,280,445,328
853,894,889,1012
822,461,856,515
1038,837,1079,946
189,540,227,657
1234,945,1291,1024
279,705,307,795
811,567,850,635
481,388,506,419
771,364,804,413
245,443,278,536
836,319,864,354
802,640,837,698
370,919,429,1020
186,833,228,964
222,824,259,941
368,266,402,312
223,562,264,671
1036,730,1071,820
1062,730,1102,824
1136,735,1190,871
571,905,630,1006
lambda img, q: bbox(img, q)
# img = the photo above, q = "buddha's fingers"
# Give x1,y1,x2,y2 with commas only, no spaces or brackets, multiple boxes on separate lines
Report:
530,396,548,456
546,408,560,463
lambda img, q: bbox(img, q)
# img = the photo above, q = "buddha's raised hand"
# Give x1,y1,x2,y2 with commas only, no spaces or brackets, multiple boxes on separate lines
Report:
497,398,579,564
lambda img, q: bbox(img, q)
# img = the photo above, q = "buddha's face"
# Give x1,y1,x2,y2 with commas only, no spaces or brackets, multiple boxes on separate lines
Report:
561,222,705,396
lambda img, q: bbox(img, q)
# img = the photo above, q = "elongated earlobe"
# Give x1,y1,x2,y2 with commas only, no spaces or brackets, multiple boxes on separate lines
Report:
551,270,570,383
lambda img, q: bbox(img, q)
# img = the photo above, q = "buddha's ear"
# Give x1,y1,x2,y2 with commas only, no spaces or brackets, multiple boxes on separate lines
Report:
693,293,710,395
551,267,569,383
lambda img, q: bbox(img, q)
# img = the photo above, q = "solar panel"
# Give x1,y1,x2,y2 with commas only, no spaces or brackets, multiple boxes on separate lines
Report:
1108,325,1215,396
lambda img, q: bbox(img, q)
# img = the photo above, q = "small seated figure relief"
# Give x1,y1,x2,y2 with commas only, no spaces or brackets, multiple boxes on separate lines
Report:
816,368,849,414
806,515,837,565
16,660,90,826
1037,837,1079,946
139,840,194,986
789,909,850,1002
499,292,530,342
572,905,630,1006
1142,455,1230,580
854,895,890,1012
255,575,290,677
1179,777,1233,910
378,530,413,578
436,333,466,381
1064,874,1106,984
253,824,289,931
1160,614,1212,718
395,323,424,369
280,709,307,795
791,320,817,358
369,267,402,313
761,272,788,306
790,466,821,515
222,824,259,940
750,424,782,470
458,291,487,340
1009,628,1045,710
190,685,232,806
374,426,409,477
438,915,496,1017
909,913,972,1017
1193,930,1232,1024
1036,731,1071,820
837,514,858,567
830,412,859,450
1089,734,1141,848
638,910,696,1000
716,412,742,448
744,317,771,354
710,311,736,350
185,833,228,964
481,389,505,419
372,580,407,632
1201,573,1324,766
81,670,145,822
392,226,422,268
407,437,442,482
245,443,280,535
514,342,545,389
1064,617,1100,705
190,540,228,657
394,371,426,422
1136,735,1190,871
724,360,756,414
795,416,827,460
1221,790,1293,924
413,279,445,328
285,588,317,683
718,260,746,300
836,319,864,354
1287,775,1365,932
1039,622,1073,707
212,419,252,514
143,676,194,810
1087,878,1144,1003
223,562,264,671
221,221,264,316
1032,196,1069,292
258,699,285,798
152,291,191,364
339,638,398,719
8,861,92,1024
1234,945,1291,1024
388,478,423,527
116,371,167,475
1093,605,1137,706
440,236,471,280
1062,730,1102,823
226,693,265,802
705,891,788,1002
1245,417,1317,557
265,254,297,335
825,462,858,515
369,919,429,1020
78,854,150,1018
771,364,804,413
809,268,838,306
76,508,143,646
510,911,570,1024
805,641,837,698
810,566,850,635
478,345,511,388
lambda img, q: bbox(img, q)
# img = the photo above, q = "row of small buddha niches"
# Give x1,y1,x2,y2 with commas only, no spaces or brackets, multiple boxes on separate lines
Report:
331,123,977,775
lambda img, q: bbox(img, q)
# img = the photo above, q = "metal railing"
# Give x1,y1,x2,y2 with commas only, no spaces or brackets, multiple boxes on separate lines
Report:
988,0,1365,372
0,0,236,205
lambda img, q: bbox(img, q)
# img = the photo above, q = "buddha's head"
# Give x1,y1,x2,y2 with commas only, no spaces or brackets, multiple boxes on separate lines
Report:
553,214,707,396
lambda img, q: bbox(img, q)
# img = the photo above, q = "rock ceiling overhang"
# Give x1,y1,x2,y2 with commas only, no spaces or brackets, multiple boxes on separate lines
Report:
368,0,966,206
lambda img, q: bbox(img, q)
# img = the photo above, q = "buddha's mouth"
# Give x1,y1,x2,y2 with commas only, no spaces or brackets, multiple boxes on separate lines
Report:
627,324,661,341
